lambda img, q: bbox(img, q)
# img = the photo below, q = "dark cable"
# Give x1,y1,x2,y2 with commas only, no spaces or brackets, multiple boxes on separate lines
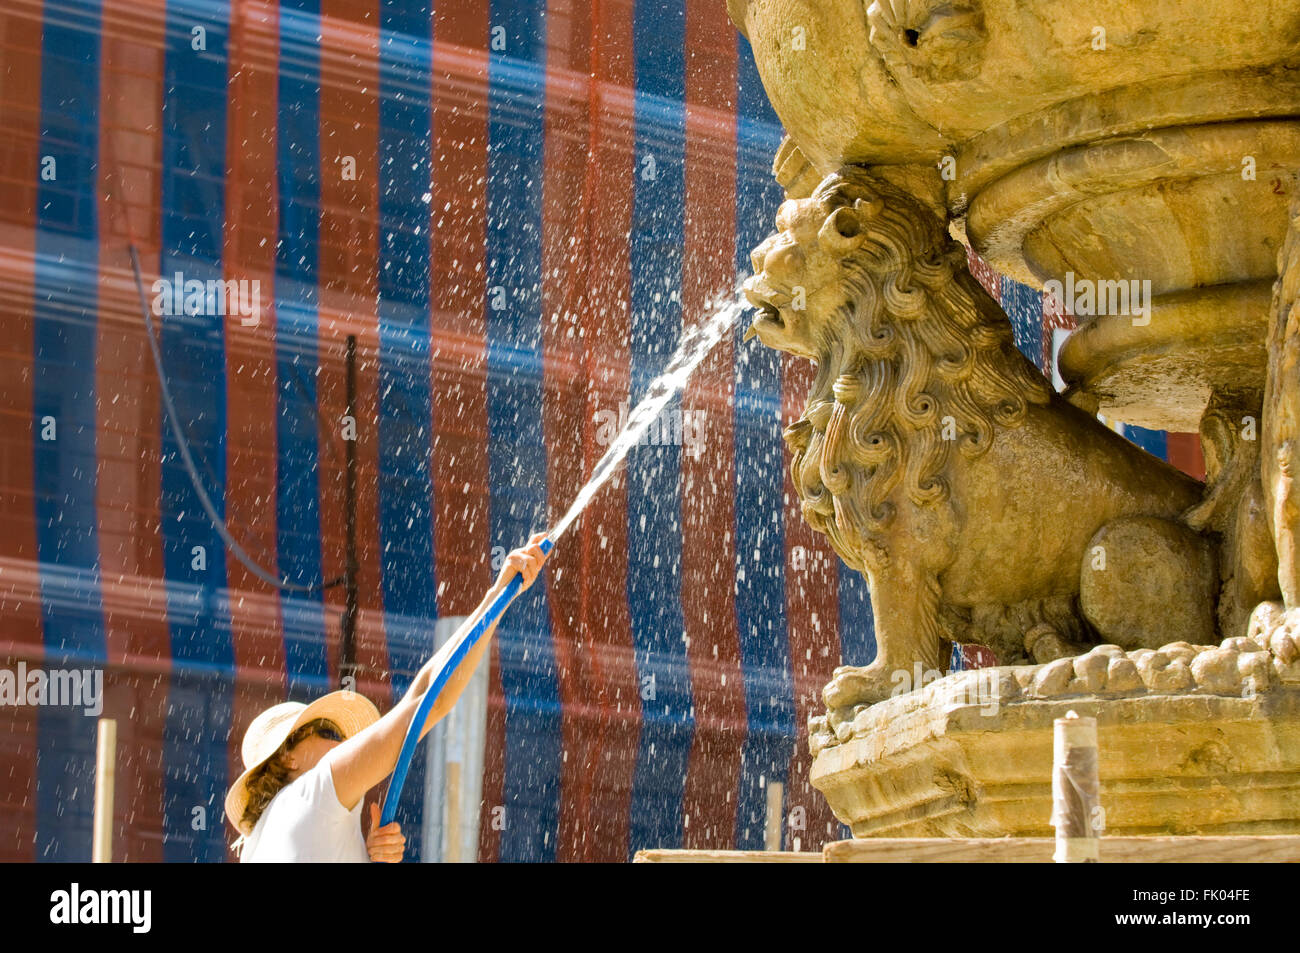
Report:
128,244,343,594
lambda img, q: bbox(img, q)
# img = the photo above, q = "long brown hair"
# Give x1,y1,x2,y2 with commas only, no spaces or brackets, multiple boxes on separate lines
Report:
240,718,343,833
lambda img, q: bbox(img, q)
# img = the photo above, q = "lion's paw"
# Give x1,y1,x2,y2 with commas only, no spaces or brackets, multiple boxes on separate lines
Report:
1246,601,1300,682
823,662,901,711
1023,623,1092,664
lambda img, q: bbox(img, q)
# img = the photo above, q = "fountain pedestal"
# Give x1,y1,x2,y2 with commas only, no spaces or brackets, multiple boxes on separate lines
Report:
811,659,1300,838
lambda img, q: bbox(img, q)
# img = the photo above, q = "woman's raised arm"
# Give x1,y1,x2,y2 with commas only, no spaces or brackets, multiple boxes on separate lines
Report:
324,533,549,811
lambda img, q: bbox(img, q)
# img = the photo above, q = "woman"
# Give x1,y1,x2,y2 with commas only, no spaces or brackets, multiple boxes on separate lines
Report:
224,534,549,862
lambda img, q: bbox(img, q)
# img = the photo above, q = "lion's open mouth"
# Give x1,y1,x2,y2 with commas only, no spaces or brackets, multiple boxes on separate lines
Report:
743,302,784,342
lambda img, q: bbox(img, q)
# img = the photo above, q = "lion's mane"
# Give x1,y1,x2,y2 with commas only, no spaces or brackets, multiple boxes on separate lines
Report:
785,168,1052,566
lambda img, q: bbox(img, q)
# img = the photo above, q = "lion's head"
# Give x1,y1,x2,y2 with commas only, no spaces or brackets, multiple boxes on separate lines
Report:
743,167,1052,571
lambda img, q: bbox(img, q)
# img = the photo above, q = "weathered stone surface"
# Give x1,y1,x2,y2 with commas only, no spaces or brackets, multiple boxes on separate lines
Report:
636,836,1300,862
1079,517,1218,649
1032,658,1073,697
1105,657,1143,693
1072,648,1110,693
811,664,1300,838
1058,284,1272,433
728,1,1300,174
1190,647,1241,694
1264,189,1300,609
812,628,1300,835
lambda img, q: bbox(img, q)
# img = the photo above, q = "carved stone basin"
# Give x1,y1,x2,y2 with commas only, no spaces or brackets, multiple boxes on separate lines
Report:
728,0,1300,429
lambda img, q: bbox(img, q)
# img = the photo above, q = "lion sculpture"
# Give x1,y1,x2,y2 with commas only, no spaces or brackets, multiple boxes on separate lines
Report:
743,166,1222,711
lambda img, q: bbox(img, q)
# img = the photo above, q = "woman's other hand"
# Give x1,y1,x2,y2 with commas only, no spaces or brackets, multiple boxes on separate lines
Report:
367,802,406,863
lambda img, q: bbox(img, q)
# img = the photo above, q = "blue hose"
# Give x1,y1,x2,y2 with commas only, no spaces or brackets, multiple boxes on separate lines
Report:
379,535,554,826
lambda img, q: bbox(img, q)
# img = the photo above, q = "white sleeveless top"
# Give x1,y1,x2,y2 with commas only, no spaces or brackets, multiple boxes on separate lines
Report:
240,761,369,863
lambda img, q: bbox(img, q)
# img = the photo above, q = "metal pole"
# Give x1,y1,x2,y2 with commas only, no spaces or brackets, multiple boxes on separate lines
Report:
341,334,361,688
92,718,117,863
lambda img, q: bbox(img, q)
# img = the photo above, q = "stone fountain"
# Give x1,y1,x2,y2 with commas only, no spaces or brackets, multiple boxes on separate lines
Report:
730,0,1300,837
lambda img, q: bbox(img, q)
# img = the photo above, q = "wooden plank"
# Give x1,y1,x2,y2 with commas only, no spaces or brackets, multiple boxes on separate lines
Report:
634,836,1300,863
824,836,1300,863
633,849,823,863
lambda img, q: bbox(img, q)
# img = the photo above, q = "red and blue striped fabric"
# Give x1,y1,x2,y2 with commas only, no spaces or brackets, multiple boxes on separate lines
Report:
0,0,1202,861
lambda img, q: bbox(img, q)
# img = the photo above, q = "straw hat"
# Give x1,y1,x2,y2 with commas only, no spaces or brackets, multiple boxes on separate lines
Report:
224,690,380,836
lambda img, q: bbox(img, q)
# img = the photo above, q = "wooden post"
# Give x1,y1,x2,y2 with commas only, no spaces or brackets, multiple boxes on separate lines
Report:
1051,710,1100,862
764,781,784,852
92,718,117,863
445,761,462,863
